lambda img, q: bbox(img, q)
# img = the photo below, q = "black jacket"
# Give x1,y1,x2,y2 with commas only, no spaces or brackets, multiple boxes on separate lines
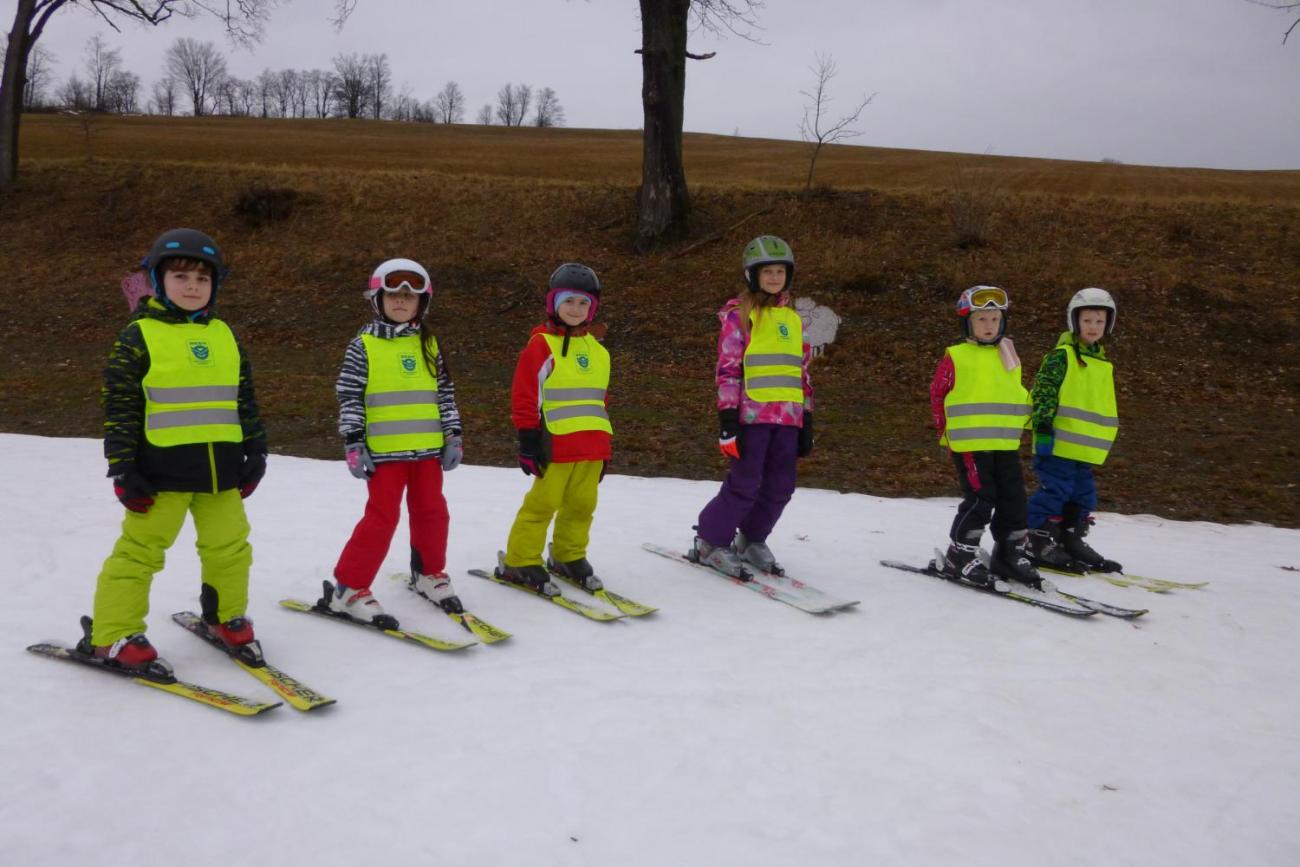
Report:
103,299,267,493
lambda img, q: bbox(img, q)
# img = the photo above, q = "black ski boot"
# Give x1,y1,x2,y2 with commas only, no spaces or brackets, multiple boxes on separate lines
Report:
1025,519,1078,570
546,544,603,592
990,532,1044,590
495,553,560,597
1062,512,1123,573
938,541,997,588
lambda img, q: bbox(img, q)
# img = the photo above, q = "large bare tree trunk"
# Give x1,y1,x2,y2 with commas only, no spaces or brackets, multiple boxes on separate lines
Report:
0,0,38,190
636,0,691,252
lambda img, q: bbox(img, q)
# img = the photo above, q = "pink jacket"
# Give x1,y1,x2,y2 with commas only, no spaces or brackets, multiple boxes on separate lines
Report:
715,296,815,426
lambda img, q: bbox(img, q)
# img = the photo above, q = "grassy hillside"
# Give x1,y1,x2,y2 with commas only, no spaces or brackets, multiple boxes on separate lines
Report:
3,115,1297,526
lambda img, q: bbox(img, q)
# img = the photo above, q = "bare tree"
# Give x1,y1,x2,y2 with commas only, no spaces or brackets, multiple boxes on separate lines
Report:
433,80,464,124
1,1,358,188
272,68,297,117
533,86,565,127
476,102,493,125
57,72,90,110
150,75,179,116
798,53,873,192
83,34,123,111
22,44,55,109
165,37,226,116
305,69,335,118
494,82,518,126
1246,1,1300,42
254,68,274,117
365,52,391,119
104,68,140,113
332,52,368,118
635,0,763,251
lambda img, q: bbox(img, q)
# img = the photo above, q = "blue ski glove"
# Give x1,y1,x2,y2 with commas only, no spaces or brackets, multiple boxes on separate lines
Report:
441,435,463,472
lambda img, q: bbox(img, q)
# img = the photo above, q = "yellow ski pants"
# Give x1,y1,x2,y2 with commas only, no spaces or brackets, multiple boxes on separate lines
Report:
504,460,601,567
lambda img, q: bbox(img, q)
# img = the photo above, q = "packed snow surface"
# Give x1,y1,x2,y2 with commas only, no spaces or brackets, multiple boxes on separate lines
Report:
3,434,1298,866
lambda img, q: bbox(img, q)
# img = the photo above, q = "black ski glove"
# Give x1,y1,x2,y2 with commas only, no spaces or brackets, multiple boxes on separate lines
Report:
239,451,267,499
518,428,549,477
111,462,156,513
798,412,815,458
718,408,741,459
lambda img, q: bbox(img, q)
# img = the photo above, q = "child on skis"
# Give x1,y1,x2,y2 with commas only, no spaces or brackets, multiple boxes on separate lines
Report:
79,228,268,674
495,264,611,595
1024,288,1123,572
328,258,463,627
692,235,815,578
929,285,1041,589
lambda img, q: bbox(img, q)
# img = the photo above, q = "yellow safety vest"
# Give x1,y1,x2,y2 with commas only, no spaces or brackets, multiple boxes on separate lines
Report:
743,306,804,403
138,318,242,447
540,333,612,436
942,342,1030,452
362,333,444,454
1052,345,1118,465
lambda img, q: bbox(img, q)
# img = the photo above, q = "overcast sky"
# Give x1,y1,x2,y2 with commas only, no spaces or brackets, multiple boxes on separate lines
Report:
9,0,1299,169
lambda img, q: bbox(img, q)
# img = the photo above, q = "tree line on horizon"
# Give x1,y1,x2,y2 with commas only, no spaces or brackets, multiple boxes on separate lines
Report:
10,34,565,128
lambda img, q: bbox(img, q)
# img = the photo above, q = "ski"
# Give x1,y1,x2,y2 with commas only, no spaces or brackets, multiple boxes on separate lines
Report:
279,584,476,653
467,569,625,622
879,559,1097,618
388,573,513,644
170,611,336,711
1049,589,1148,619
1037,564,1204,593
642,542,858,615
26,641,282,716
545,570,658,617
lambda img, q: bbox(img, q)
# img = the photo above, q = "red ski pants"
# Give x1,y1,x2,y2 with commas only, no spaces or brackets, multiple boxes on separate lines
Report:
334,459,449,589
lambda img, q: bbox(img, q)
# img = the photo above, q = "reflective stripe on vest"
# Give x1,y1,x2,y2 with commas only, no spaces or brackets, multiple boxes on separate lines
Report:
362,333,444,454
1052,347,1118,465
942,342,1030,452
137,318,243,447
743,307,804,403
540,333,612,436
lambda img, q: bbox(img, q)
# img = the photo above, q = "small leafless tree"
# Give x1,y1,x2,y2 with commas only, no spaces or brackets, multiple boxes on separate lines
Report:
476,103,493,125
533,86,565,127
332,52,368,118
433,80,464,124
104,69,139,113
83,34,121,111
165,37,227,116
150,76,179,116
494,83,518,126
57,73,91,111
254,69,274,117
365,52,391,119
798,53,873,192
305,69,335,118
273,68,297,117
23,45,56,110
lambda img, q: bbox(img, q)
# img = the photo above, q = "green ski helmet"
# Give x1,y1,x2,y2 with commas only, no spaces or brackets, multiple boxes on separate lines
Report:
742,235,795,292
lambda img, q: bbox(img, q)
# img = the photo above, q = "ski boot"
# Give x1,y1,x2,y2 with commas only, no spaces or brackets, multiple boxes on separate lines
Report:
75,616,174,681
690,535,750,579
990,532,1044,590
1025,518,1078,571
1062,512,1123,573
937,540,997,588
495,552,561,597
410,571,465,614
734,531,783,575
546,544,603,592
327,582,398,628
207,616,265,666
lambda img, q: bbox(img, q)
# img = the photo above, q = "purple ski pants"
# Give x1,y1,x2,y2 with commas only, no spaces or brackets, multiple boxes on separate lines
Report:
696,423,799,548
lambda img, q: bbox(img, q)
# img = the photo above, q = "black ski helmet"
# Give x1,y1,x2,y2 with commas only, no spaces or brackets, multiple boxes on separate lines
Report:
143,228,226,304
547,263,601,323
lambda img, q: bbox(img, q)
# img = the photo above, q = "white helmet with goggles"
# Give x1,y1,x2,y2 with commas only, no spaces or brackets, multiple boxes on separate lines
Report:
367,258,432,318
956,284,1009,343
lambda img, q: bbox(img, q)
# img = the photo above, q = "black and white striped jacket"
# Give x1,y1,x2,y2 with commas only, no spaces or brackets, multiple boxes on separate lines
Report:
336,319,462,462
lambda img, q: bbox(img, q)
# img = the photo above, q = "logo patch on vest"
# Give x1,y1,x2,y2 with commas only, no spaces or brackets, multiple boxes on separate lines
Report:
777,323,791,340
187,340,212,366
576,353,590,371
400,354,417,375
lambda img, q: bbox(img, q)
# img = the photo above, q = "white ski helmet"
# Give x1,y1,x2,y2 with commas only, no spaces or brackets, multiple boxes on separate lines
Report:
367,258,433,318
1067,287,1116,336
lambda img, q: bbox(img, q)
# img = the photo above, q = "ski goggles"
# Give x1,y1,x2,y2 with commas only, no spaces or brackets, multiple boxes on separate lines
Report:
370,270,431,294
957,285,1008,316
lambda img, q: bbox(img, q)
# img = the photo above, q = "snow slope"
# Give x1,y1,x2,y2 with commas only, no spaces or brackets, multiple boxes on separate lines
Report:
3,434,1298,867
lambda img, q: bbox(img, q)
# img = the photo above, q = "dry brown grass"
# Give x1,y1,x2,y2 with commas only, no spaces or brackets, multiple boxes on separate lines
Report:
3,115,1298,527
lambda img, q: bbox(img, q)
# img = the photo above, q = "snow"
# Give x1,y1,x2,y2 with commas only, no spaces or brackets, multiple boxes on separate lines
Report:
3,433,1299,866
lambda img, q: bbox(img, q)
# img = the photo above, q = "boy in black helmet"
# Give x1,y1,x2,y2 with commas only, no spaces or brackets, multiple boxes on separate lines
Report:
75,228,268,676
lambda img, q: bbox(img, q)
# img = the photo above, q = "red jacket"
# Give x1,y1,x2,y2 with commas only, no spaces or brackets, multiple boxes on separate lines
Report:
511,322,613,463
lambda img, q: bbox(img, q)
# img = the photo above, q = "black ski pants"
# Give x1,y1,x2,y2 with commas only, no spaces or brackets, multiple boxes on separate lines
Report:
948,449,1028,546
